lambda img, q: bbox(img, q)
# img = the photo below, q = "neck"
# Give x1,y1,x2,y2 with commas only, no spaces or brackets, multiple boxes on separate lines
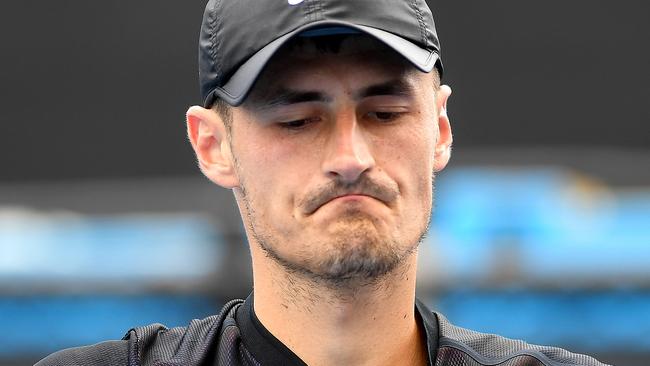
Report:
251,248,428,366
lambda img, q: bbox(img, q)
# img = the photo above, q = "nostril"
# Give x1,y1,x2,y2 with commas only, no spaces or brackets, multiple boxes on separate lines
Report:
324,149,375,183
322,120,376,182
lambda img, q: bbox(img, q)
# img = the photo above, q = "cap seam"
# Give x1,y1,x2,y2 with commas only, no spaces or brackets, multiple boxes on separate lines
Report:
209,0,223,83
315,0,324,22
303,0,314,23
309,0,316,22
417,1,433,49
409,0,428,48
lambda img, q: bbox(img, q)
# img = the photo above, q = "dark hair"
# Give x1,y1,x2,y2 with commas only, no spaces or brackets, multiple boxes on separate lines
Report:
212,98,233,132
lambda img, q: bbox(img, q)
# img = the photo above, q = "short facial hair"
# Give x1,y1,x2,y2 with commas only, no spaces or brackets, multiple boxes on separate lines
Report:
235,166,434,290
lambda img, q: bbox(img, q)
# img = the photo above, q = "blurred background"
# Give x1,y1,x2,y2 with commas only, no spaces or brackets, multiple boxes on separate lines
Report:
0,1,648,365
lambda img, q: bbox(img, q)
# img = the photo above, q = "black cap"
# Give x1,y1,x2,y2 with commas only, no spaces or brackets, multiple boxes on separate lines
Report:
199,0,443,107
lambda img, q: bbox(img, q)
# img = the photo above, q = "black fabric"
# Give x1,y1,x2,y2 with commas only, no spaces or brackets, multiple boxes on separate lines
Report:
125,298,245,366
35,296,609,366
434,312,608,366
199,0,442,106
236,294,306,366
416,298,440,364
34,340,128,366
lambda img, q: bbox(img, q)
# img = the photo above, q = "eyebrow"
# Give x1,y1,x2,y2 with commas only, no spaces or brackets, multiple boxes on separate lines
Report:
247,79,415,111
355,79,416,100
254,89,332,110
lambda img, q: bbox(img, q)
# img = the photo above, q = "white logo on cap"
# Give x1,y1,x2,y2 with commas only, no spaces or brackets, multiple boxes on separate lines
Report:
288,0,305,5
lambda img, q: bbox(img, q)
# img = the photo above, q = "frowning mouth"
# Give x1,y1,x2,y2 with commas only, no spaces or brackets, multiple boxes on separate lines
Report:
312,193,381,213
299,177,400,216
304,192,388,215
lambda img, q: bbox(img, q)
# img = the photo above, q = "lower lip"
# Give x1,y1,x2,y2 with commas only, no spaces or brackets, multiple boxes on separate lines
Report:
329,195,374,204
310,195,379,215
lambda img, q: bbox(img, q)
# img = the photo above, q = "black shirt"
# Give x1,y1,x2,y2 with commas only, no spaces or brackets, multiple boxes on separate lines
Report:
237,294,306,365
36,294,608,366
236,294,440,365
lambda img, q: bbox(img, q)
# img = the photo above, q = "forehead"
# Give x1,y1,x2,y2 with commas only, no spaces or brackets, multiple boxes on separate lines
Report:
245,35,421,103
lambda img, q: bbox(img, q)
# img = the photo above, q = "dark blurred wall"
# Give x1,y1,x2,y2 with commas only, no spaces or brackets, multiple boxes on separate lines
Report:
0,1,648,182
430,1,649,148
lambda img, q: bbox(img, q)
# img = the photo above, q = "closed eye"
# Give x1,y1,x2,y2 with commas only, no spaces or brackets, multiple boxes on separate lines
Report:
366,111,404,123
278,117,320,130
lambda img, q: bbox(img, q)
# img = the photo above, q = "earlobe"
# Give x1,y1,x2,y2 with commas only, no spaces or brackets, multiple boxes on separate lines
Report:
433,85,453,172
186,105,240,188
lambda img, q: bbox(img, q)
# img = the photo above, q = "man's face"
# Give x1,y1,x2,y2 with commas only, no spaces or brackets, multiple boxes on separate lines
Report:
221,36,451,286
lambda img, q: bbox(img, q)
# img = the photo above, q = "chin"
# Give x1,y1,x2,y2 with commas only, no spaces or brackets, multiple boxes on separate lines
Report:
255,209,424,287
310,229,402,283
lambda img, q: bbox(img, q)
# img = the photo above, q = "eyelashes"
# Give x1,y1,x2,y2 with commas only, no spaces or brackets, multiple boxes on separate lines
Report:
366,111,404,122
277,111,406,131
278,117,322,130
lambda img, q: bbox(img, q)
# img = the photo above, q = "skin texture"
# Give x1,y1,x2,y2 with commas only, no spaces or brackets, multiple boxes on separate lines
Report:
187,36,452,366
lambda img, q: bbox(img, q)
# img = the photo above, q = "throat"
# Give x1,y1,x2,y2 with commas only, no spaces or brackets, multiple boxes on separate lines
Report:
250,240,426,365
252,272,426,365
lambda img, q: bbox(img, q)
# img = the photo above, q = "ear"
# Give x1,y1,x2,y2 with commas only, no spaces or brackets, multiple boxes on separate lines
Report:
186,105,239,188
433,85,453,172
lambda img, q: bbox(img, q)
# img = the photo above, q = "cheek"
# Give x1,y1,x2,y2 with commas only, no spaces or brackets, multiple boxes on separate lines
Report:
233,133,312,218
381,126,436,213
231,136,278,207
384,123,435,177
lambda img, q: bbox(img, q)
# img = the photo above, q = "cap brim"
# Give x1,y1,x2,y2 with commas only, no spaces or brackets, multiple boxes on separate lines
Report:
204,20,441,107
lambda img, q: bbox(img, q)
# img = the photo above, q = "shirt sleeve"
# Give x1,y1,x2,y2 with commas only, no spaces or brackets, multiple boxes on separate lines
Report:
34,340,129,366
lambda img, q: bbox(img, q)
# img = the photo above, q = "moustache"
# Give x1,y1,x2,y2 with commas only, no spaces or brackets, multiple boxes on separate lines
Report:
300,175,399,215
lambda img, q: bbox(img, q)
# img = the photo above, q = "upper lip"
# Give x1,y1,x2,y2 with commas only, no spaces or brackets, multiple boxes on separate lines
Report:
303,190,387,215
301,178,399,215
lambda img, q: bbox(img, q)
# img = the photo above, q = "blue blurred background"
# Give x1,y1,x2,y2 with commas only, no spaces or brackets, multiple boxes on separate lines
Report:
1,1,648,365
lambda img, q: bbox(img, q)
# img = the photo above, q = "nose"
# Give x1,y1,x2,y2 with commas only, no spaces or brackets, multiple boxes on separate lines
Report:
321,115,375,183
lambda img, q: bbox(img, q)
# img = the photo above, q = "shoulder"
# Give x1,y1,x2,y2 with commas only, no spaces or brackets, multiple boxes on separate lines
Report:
130,299,243,364
35,340,129,366
433,312,611,366
35,299,245,366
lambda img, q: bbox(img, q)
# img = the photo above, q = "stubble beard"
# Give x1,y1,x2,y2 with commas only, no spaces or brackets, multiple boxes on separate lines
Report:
240,189,432,291
230,142,435,291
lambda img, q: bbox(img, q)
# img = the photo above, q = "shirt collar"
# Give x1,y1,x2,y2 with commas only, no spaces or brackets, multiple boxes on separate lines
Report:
236,293,440,366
